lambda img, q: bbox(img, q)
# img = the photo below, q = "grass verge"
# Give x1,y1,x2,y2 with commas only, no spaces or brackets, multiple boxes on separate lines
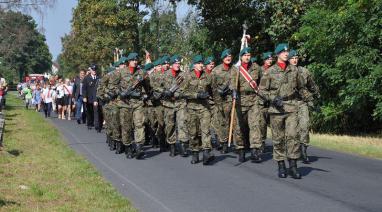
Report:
0,94,136,211
310,133,382,160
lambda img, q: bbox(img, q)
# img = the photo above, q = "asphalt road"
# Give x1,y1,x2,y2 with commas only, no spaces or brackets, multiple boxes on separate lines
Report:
47,116,382,212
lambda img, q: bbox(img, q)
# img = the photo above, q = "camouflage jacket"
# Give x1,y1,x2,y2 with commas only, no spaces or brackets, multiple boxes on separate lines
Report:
180,70,212,110
210,64,235,104
148,70,166,106
230,62,261,107
297,66,320,103
116,68,150,108
259,64,305,113
161,70,186,109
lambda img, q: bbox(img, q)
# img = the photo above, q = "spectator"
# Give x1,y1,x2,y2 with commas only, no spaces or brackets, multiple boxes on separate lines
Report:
23,84,32,109
73,70,87,124
63,78,73,120
0,85,4,113
56,78,65,119
33,84,42,112
42,84,54,118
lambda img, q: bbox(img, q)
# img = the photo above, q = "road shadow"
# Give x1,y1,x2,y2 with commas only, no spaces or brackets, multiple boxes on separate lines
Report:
7,149,23,157
0,199,19,207
209,154,237,165
144,149,162,159
308,155,332,163
299,166,330,177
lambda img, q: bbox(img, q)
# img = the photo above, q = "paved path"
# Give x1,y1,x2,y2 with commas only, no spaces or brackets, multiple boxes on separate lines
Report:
48,116,382,212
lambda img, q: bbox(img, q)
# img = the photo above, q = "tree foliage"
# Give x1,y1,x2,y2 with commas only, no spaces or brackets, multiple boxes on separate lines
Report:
0,9,52,82
295,0,382,133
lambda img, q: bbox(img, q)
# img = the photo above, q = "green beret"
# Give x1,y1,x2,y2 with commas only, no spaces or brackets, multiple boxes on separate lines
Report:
220,49,231,60
153,58,162,67
274,43,289,54
250,57,258,63
204,56,215,65
262,52,273,60
170,55,182,64
192,55,204,64
239,47,251,57
288,49,298,59
118,56,128,65
126,52,139,61
143,63,154,71
161,55,170,64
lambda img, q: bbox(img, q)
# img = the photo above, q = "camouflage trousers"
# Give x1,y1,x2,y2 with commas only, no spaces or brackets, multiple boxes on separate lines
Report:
211,102,231,145
234,103,259,150
164,106,187,144
298,102,310,145
146,105,165,141
187,107,212,152
269,112,300,161
250,104,268,149
120,105,146,146
103,103,121,141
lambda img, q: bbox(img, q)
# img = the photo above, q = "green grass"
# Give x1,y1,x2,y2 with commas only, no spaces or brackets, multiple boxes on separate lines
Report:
310,133,382,160
0,93,136,211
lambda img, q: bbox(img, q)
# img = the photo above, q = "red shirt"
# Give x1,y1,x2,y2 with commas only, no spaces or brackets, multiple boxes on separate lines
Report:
223,63,230,71
194,69,202,78
205,68,212,75
171,68,177,78
129,66,135,74
277,61,287,71
241,62,249,71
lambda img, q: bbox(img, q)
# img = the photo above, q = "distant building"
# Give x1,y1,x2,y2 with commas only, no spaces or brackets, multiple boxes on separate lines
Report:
51,62,60,75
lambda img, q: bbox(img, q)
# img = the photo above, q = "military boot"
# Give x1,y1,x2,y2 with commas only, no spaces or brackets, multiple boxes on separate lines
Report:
277,161,287,178
135,144,145,160
288,159,302,179
203,149,215,165
238,149,246,162
250,148,262,163
191,151,199,164
169,144,176,157
300,144,310,164
178,142,189,157
220,143,228,154
115,141,125,154
106,135,111,144
125,145,134,159
110,140,117,151
159,139,168,152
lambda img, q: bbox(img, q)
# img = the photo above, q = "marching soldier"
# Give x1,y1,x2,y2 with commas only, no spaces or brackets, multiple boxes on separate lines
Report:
118,52,150,159
161,55,188,157
180,55,214,164
148,59,167,151
230,47,262,162
250,52,274,157
288,49,320,163
258,43,305,179
210,49,236,154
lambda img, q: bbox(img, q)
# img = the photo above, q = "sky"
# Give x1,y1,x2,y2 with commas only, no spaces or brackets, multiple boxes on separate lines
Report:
30,0,193,61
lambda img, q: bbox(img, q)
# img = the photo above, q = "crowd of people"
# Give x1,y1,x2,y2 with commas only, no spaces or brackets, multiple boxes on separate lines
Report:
16,38,319,179
0,74,8,114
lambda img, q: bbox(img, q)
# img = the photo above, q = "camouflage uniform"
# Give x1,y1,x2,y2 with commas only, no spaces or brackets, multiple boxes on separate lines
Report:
117,68,150,147
251,65,270,151
230,62,261,150
104,69,122,143
259,64,305,161
210,64,235,148
161,70,187,145
297,66,319,146
180,70,212,152
148,69,166,148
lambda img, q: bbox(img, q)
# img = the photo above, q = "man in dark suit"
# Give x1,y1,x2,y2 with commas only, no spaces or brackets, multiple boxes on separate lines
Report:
73,70,87,124
83,64,103,131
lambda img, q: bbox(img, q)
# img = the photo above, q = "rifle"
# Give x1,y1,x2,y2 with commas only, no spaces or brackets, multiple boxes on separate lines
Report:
228,22,248,147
